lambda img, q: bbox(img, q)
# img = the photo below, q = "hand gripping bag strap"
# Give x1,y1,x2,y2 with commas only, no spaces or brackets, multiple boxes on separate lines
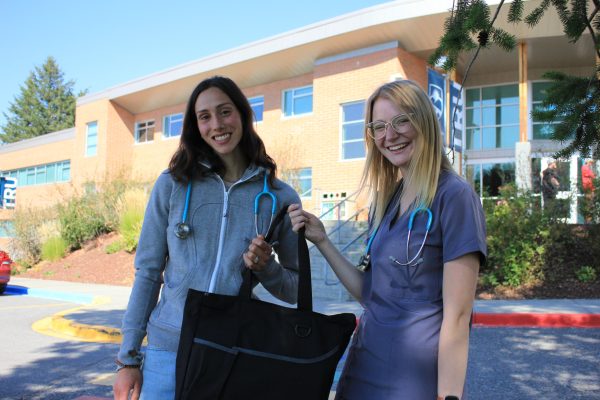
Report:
239,208,312,311
239,205,294,300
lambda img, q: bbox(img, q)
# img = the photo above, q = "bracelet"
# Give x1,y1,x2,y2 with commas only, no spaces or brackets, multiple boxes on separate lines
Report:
115,359,141,372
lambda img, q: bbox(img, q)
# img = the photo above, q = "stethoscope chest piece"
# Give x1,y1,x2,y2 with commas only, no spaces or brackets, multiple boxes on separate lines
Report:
356,254,371,272
175,222,192,239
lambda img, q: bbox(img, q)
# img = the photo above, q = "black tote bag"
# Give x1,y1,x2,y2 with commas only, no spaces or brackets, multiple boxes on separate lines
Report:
175,216,357,400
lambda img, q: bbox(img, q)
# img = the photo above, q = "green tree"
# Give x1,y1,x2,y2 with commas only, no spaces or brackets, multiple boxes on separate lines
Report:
0,56,86,143
430,0,600,159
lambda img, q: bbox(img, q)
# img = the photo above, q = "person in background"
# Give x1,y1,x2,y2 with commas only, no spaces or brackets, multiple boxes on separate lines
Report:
288,80,487,400
113,76,301,400
582,159,596,194
581,159,596,222
542,160,560,209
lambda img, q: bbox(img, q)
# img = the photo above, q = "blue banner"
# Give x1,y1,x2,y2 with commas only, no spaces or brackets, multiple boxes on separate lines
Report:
449,80,463,152
0,177,17,209
427,68,446,137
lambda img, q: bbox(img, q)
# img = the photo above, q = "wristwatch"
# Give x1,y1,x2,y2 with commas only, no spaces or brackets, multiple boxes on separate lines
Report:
115,359,141,372
437,396,460,400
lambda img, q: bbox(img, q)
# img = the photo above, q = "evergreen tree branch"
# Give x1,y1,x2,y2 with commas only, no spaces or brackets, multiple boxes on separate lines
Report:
584,3,600,59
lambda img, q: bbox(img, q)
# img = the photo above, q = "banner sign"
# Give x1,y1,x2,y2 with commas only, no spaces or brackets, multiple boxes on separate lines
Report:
450,80,463,152
0,177,17,209
427,68,446,137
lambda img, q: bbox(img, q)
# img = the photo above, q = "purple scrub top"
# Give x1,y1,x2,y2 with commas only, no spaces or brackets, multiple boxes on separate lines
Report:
335,171,487,400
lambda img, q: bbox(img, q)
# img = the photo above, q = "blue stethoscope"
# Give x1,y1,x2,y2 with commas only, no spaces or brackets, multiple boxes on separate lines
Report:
174,173,277,240
356,207,433,271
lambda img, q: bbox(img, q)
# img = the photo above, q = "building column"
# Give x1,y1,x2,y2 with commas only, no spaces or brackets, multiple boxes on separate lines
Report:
518,41,528,142
515,41,531,191
515,141,532,191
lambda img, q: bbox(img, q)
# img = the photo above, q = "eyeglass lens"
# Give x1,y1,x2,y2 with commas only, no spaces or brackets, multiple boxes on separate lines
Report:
368,113,412,139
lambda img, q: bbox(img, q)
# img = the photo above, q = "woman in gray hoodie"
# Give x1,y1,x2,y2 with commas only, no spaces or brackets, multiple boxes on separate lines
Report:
113,76,301,400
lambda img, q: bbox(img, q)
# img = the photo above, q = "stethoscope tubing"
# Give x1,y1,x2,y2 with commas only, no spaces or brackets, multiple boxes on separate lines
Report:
362,206,433,269
254,174,277,237
392,207,432,267
174,181,193,239
175,172,277,240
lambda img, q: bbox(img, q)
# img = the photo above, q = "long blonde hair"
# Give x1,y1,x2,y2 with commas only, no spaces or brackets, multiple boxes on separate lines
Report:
360,80,453,230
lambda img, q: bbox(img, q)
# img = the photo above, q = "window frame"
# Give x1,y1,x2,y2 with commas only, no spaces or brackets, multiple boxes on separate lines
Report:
296,167,312,198
464,83,520,150
85,121,98,157
248,96,264,123
340,100,366,161
530,81,561,140
282,85,313,118
0,160,71,187
162,113,183,139
134,120,155,144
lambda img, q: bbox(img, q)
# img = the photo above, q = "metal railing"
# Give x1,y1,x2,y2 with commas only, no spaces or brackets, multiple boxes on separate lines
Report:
307,188,370,287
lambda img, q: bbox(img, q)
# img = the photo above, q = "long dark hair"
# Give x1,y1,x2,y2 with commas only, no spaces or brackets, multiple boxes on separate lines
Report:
169,76,276,184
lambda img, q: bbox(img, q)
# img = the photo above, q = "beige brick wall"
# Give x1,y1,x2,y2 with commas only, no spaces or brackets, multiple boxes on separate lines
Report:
129,103,186,182
2,45,429,223
240,46,428,217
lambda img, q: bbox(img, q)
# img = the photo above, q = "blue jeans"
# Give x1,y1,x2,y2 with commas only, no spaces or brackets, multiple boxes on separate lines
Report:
140,346,176,400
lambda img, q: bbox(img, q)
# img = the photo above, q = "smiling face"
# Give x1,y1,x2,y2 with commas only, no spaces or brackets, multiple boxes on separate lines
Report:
195,87,244,164
371,97,417,174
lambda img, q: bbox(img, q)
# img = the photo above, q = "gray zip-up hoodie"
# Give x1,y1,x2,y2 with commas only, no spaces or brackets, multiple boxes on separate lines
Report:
117,164,301,365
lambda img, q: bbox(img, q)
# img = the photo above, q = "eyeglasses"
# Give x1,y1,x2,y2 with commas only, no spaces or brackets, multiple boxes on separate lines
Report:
366,113,414,140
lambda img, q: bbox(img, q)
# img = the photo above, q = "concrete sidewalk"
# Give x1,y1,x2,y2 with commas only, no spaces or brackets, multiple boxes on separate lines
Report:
8,276,600,344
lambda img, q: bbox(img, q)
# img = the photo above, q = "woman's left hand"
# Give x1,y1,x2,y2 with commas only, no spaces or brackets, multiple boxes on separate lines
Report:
243,235,273,271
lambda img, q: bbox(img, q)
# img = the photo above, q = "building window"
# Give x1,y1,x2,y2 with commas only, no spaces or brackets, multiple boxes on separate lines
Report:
532,82,560,140
321,201,346,221
282,167,312,198
248,96,264,122
0,220,14,238
465,84,519,150
135,120,155,143
163,113,183,138
341,101,366,160
465,162,515,207
297,168,312,197
283,85,313,117
1,160,70,187
86,121,98,156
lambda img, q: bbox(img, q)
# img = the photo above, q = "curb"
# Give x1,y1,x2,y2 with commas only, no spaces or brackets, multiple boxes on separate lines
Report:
31,295,124,343
473,312,600,328
14,282,600,343
44,311,600,345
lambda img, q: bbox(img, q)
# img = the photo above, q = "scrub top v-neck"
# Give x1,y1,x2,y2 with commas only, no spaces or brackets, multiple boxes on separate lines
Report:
335,171,487,400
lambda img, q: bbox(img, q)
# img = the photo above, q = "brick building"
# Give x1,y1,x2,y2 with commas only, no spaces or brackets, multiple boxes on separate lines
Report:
1,0,597,250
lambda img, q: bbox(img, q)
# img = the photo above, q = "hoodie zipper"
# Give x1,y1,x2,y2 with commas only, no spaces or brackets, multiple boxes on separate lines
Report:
206,171,261,293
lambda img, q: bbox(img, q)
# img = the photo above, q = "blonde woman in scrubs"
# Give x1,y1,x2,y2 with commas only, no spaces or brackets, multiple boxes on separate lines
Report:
288,80,487,400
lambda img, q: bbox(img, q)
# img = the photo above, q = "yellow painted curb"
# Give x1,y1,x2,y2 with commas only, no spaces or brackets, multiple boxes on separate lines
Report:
32,295,123,343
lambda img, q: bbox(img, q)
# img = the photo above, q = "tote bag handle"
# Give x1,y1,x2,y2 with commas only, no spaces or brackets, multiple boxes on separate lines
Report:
239,207,312,312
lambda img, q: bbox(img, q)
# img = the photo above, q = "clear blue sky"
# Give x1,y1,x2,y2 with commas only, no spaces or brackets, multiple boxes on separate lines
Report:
0,0,394,129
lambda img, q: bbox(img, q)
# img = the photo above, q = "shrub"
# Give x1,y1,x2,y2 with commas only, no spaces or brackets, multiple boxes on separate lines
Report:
115,188,149,253
41,236,68,261
579,176,600,223
105,239,126,254
483,184,550,287
575,266,597,283
9,207,56,266
58,193,111,250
